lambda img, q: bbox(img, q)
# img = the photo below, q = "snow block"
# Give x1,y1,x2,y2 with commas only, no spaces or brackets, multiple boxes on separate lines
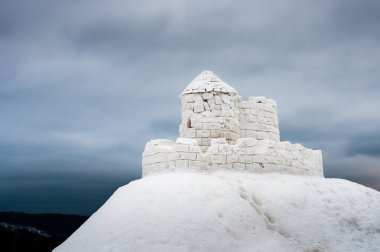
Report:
142,137,323,177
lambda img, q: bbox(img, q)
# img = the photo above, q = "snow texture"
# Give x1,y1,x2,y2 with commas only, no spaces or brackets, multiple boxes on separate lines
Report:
179,76,280,149
55,171,380,252
148,70,321,176
181,71,237,95
143,138,323,177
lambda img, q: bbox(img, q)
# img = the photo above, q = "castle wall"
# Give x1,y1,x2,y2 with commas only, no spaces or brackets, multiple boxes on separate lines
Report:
239,96,280,141
142,138,323,177
179,92,240,151
180,94,281,152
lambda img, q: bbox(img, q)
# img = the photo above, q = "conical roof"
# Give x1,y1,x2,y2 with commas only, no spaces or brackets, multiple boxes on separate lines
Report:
180,71,237,96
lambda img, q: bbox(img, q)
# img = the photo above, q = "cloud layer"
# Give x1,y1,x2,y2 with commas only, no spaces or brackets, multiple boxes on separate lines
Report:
1,0,379,214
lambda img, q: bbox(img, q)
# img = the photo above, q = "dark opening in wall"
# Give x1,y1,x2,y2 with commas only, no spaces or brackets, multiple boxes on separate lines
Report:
187,118,192,128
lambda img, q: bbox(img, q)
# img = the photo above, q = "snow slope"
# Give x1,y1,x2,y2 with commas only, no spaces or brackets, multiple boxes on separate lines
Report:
55,171,380,252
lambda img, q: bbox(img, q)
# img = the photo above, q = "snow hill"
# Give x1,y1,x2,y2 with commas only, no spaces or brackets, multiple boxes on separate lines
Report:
54,171,380,252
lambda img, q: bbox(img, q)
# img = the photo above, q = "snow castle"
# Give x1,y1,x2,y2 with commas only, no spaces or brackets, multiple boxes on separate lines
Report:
142,71,323,177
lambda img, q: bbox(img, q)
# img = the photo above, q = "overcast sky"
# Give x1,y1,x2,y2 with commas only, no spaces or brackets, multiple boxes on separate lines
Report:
1,0,379,215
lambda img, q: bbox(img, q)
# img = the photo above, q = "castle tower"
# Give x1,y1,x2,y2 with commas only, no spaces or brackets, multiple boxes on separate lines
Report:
179,71,240,151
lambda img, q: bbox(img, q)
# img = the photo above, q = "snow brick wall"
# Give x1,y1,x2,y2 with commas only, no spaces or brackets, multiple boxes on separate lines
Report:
239,96,279,141
179,71,240,151
143,71,323,177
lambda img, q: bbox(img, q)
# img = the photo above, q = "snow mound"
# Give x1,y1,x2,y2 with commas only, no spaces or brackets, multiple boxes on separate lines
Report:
55,172,380,252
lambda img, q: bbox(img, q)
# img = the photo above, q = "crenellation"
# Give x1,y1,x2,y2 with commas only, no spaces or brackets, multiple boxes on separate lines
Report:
142,71,323,177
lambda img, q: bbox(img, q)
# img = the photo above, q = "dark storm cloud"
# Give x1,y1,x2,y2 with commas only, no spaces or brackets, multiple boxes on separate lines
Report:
0,140,141,214
345,133,380,157
150,119,179,137
0,166,140,214
1,0,380,213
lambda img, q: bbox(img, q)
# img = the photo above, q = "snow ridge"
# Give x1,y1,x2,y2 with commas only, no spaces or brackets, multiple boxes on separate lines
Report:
55,171,380,252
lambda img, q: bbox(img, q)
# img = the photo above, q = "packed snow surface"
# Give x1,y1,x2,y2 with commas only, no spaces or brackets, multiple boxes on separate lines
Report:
55,171,380,252
181,70,236,95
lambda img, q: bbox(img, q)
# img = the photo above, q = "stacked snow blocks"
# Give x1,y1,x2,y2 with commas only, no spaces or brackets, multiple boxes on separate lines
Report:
179,93,280,152
142,138,323,177
179,91,240,152
239,96,280,141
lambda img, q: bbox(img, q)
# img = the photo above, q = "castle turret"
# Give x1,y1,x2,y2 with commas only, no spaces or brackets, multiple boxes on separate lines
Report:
179,71,240,151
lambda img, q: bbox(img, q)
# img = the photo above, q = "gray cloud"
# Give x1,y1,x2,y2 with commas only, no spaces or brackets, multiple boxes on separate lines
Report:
0,167,140,215
150,119,180,138
345,133,380,157
0,0,380,214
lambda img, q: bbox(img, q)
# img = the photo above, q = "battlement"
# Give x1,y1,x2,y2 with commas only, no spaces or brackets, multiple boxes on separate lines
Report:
142,138,323,177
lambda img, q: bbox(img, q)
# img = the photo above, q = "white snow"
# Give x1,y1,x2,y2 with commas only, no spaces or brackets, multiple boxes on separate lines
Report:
143,137,323,177
55,171,380,252
181,70,237,95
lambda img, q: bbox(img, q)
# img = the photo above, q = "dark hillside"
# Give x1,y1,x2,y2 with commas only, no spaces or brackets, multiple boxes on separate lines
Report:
0,212,88,252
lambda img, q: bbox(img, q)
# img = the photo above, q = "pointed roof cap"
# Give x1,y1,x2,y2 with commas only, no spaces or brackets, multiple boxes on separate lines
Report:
180,71,237,96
